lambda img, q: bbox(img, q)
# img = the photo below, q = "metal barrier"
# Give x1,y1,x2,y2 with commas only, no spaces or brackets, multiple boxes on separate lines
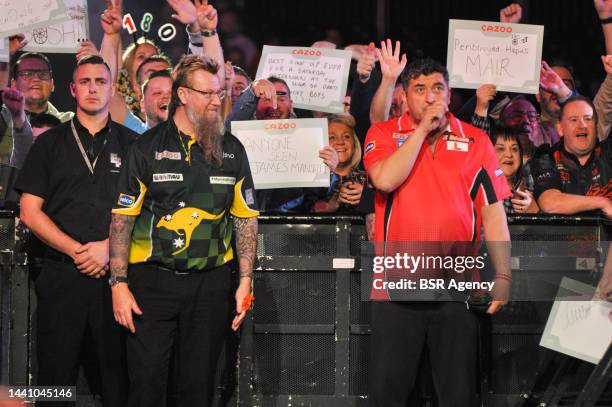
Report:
0,211,610,406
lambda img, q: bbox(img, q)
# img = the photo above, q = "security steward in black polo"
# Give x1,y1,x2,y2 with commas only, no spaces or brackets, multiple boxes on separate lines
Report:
15,55,135,406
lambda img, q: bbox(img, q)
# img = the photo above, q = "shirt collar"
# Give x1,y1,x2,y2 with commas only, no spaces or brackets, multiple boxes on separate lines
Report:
73,114,111,136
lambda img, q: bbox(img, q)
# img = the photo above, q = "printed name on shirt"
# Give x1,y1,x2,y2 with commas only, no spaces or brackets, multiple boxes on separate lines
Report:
392,133,408,139
365,141,376,154
110,153,122,168
443,133,474,143
155,150,182,160
210,176,236,185
223,152,235,159
494,168,504,177
245,188,255,205
153,173,184,182
118,193,135,207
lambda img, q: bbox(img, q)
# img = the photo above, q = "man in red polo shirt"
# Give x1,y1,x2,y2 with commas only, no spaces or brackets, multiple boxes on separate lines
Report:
364,57,511,407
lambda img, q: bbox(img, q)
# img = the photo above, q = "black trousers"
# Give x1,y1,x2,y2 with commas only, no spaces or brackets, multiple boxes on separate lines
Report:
126,263,232,407
369,301,479,407
35,259,127,407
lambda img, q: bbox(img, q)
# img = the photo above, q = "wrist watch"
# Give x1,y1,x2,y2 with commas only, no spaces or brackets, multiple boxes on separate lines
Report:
108,275,129,287
202,29,217,37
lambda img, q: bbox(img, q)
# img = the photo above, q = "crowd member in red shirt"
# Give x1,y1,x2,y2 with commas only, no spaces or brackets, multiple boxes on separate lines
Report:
363,49,511,407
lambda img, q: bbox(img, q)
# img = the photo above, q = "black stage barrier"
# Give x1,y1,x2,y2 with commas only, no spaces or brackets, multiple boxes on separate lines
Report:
0,211,611,406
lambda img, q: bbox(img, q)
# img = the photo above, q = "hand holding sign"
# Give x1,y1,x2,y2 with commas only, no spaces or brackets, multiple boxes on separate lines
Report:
499,4,522,24
101,0,122,35
475,84,497,116
195,0,218,31
252,79,278,109
76,40,99,61
357,42,377,83
8,34,28,58
319,145,339,172
375,39,407,82
601,55,612,75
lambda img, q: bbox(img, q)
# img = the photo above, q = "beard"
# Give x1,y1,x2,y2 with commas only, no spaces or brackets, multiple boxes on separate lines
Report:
186,106,225,168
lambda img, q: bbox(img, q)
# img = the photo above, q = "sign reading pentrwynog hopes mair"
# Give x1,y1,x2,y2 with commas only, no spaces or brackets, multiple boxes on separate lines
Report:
255,46,352,114
447,19,544,94
231,118,330,190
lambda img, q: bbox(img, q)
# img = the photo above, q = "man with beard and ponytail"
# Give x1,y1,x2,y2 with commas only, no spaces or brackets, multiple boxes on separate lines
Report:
109,54,259,407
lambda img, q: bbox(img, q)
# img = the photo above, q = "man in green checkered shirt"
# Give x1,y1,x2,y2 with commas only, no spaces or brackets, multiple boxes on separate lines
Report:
109,54,258,407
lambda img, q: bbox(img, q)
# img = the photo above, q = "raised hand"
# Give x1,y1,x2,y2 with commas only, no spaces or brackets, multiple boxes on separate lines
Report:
8,34,27,58
500,3,522,23
595,0,612,19
540,61,571,98
100,0,122,35
356,42,377,83
167,0,197,26
76,40,99,61
375,39,407,81
195,0,218,31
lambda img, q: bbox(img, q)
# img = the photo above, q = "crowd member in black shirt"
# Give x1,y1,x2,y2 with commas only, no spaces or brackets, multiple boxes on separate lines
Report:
532,95,612,216
14,55,136,406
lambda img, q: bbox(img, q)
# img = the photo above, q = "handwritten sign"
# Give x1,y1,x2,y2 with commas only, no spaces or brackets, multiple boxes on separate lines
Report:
0,38,8,63
0,0,70,37
22,0,88,53
255,45,351,114
231,118,330,189
447,19,544,94
540,278,612,364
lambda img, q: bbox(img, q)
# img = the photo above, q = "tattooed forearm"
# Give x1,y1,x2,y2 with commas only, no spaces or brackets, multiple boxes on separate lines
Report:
232,216,258,279
109,214,136,278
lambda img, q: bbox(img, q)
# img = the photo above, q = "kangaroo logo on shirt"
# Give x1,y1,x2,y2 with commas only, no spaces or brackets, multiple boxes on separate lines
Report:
156,207,225,255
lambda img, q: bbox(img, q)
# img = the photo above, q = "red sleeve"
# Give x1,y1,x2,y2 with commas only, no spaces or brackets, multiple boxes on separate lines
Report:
363,123,396,173
479,132,512,205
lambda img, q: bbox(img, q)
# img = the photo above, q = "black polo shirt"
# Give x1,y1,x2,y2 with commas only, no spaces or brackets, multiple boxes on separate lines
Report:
532,139,612,200
14,116,137,244
112,118,259,271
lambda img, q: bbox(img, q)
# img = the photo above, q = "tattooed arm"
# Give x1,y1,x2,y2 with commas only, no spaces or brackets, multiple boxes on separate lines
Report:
231,216,258,331
109,213,142,333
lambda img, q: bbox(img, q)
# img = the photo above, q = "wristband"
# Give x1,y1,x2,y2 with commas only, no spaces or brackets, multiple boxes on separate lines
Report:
242,293,255,312
186,26,203,46
601,17,612,25
201,29,217,37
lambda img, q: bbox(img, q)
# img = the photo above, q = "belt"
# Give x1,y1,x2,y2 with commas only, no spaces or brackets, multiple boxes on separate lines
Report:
44,250,73,264
134,262,227,276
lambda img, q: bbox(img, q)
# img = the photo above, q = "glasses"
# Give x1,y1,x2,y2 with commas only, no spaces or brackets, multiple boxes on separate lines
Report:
17,70,52,81
503,111,540,124
182,86,226,100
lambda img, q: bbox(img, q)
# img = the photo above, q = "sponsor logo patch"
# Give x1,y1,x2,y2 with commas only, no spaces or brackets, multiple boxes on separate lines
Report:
223,152,235,159
397,139,406,147
365,141,375,154
153,173,184,182
392,133,408,139
446,140,469,152
245,188,255,205
155,151,182,160
210,176,236,185
494,168,504,177
110,153,122,168
118,194,135,207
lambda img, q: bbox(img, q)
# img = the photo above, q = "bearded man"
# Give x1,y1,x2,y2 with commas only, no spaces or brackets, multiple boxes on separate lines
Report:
109,54,259,407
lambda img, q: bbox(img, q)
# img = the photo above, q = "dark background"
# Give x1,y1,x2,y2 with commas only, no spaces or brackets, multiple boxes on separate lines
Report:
41,0,606,113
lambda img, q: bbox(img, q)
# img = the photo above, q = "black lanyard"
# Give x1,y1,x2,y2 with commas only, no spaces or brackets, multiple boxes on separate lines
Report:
70,120,108,175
